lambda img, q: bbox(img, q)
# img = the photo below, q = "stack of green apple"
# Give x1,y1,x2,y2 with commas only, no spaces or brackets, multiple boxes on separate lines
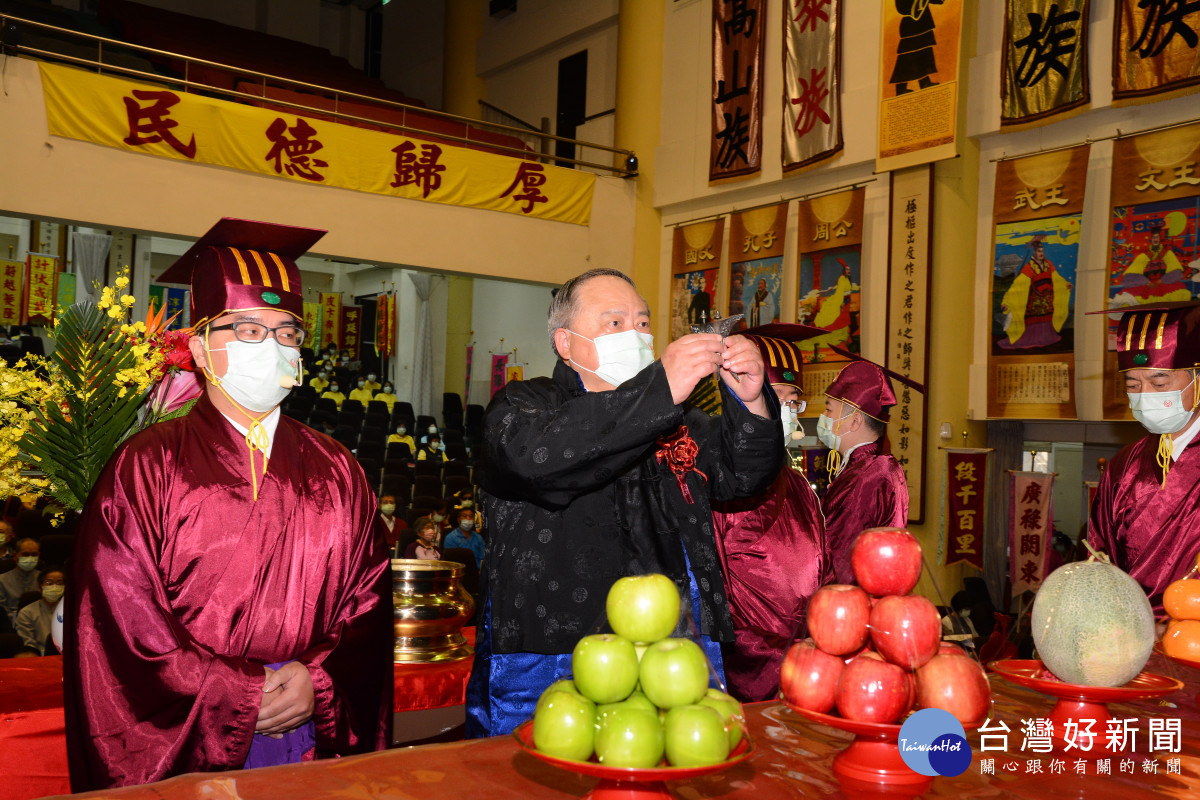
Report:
532,573,745,768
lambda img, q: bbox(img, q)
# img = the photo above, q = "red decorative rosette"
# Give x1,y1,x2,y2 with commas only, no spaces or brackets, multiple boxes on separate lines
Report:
655,426,707,504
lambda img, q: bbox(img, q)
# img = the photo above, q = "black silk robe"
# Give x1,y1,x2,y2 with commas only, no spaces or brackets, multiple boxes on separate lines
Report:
1089,433,1200,612
478,360,784,655
64,393,393,790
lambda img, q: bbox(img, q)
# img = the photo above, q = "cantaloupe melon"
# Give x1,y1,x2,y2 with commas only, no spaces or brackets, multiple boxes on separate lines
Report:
1031,560,1155,687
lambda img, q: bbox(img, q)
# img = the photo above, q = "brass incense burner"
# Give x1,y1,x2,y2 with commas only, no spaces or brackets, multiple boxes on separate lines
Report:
391,558,475,663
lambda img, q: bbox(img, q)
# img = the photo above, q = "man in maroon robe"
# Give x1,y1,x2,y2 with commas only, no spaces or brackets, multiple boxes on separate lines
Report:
712,324,828,701
819,358,922,584
64,219,392,791
1089,303,1200,611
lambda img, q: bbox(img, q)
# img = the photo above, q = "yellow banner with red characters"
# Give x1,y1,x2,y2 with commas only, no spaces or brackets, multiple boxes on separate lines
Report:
25,254,58,326
38,62,595,226
0,261,23,327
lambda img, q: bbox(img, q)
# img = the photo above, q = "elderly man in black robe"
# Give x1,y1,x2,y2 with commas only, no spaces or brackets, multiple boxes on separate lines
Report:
465,268,784,737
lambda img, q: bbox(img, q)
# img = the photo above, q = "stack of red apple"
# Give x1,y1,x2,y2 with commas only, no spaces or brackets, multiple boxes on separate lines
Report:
780,528,991,726
532,574,745,768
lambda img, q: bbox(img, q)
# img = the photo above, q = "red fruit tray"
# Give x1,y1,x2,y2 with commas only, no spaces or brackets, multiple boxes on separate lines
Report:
512,720,753,800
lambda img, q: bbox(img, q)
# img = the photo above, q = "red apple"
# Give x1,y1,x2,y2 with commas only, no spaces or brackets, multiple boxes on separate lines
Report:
835,654,911,724
915,654,991,724
869,594,942,670
851,528,923,596
807,585,871,656
938,642,966,656
779,640,845,714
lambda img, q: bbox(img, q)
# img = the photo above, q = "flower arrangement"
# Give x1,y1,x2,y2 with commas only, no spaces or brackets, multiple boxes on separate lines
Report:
0,271,202,513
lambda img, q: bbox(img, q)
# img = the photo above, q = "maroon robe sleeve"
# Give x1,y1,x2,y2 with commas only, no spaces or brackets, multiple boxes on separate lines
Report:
821,443,909,585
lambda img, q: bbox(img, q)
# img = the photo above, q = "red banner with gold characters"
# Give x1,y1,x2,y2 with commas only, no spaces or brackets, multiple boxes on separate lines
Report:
942,449,989,570
1113,0,1200,105
375,292,396,358
1009,471,1054,595
319,292,341,351
0,260,23,327
340,306,362,359
25,254,59,326
710,0,765,182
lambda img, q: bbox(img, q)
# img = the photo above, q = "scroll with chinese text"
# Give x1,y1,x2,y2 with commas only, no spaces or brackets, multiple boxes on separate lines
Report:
57,273,76,308
670,220,725,342
942,449,989,570
727,203,786,333
711,0,765,181
490,354,508,399
303,302,321,350
1009,471,1054,595
1103,121,1200,419
319,292,342,350
876,0,964,172
340,306,362,358
783,0,842,172
38,62,595,226
1112,0,1200,105
886,165,933,524
164,287,188,329
1001,0,1090,128
795,188,864,415
375,292,395,358
24,254,58,326
0,261,24,327
988,145,1087,420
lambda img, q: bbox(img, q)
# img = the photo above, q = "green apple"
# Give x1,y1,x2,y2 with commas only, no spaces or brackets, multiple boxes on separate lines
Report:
536,678,583,715
663,704,730,767
572,633,640,704
533,690,597,762
638,638,710,709
606,574,681,644
698,687,745,748
594,706,665,768
597,690,658,724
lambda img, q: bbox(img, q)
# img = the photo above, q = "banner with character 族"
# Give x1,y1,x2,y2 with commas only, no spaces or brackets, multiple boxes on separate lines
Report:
1000,0,1090,129
727,203,786,334
988,145,1087,420
1103,121,1200,419
670,220,726,342
710,0,765,182
1112,0,1200,105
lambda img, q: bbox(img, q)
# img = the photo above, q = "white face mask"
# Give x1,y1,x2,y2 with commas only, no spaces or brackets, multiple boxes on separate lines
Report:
459,519,475,531
368,374,376,381
384,386,393,394
209,338,300,413
1129,376,1196,434
397,426,406,434
817,411,852,452
567,328,655,387
380,503,396,515
781,404,801,442
17,556,37,572
42,585,64,603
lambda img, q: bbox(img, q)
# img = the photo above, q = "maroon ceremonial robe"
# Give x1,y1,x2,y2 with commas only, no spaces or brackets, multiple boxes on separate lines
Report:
1088,433,1200,612
64,393,393,791
821,441,909,585
714,467,828,701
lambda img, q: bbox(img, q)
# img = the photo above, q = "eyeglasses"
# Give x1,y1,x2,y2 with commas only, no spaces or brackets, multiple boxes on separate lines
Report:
208,321,306,347
784,399,807,413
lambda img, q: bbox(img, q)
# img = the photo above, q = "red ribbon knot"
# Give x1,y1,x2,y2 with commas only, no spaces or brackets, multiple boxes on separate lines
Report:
655,426,707,504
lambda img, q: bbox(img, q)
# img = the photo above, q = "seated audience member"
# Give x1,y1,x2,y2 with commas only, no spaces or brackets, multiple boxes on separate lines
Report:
16,566,64,655
419,423,440,445
404,517,442,560
452,489,483,529
417,435,449,462
322,381,346,409
443,506,485,569
0,538,39,621
388,423,416,454
375,495,407,550
0,520,16,567
309,369,330,394
374,383,399,414
349,378,375,406
364,373,382,393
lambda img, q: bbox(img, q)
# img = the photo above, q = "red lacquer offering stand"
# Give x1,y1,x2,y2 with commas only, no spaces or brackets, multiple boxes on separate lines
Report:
989,659,1182,756
512,720,753,800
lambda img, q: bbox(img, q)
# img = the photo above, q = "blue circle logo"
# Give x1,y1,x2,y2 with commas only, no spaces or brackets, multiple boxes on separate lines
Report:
897,708,971,777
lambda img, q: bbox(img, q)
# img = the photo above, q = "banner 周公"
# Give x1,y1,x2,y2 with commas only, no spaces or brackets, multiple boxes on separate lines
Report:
38,62,595,226
783,0,843,171
988,145,1087,420
670,220,725,342
1009,471,1055,595
1001,0,1090,128
711,0,765,181
876,0,964,172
